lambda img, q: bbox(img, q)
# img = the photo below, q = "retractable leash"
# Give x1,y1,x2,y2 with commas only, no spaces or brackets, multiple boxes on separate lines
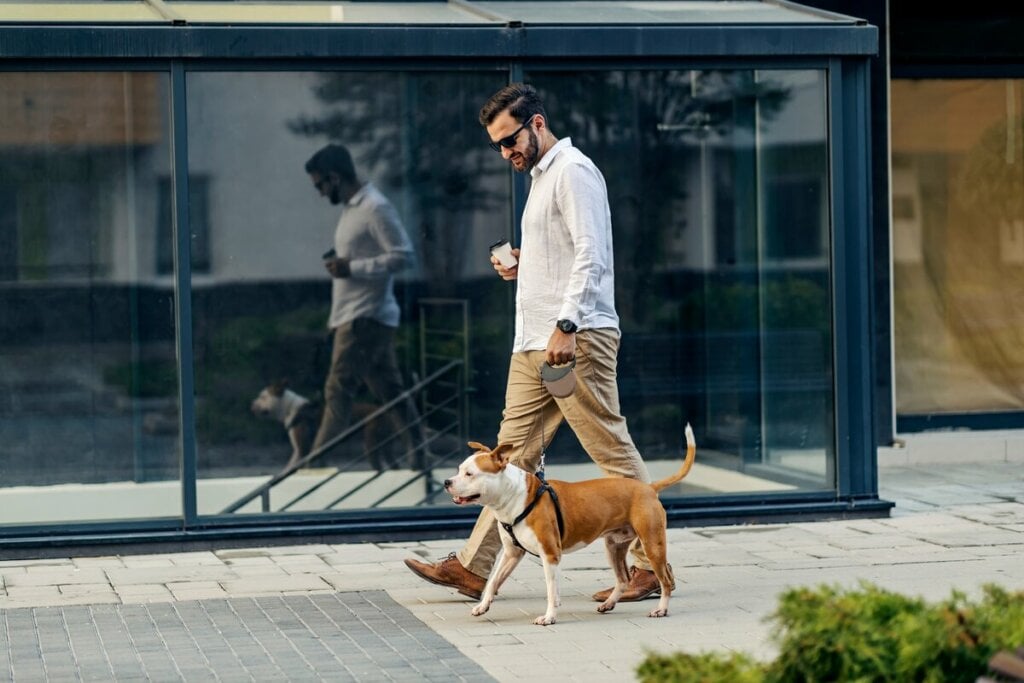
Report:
538,424,548,475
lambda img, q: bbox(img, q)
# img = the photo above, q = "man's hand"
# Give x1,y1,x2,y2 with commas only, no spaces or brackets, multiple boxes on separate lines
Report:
325,256,351,278
490,248,520,281
546,329,576,366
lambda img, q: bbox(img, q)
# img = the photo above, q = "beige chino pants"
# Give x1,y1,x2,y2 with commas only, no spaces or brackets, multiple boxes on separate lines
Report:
457,328,652,577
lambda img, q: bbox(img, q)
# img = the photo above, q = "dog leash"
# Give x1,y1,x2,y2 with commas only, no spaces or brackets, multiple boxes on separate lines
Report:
499,423,566,557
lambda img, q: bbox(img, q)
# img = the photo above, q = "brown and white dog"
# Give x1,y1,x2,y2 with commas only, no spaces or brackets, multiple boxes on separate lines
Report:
250,380,319,471
444,424,696,625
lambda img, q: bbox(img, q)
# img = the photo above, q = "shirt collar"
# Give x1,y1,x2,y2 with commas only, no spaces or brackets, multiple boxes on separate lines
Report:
347,181,371,207
531,137,572,179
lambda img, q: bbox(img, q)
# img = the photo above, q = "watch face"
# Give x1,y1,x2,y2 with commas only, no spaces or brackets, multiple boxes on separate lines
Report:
558,319,576,333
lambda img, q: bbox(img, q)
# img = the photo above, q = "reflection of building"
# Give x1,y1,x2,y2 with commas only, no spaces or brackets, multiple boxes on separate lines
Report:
0,1,887,549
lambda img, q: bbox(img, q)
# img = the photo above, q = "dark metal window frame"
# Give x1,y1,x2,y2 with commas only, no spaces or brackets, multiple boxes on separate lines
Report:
0,18,888,549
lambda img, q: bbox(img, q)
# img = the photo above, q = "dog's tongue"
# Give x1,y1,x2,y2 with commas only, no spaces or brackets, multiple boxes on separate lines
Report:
452,495,477,505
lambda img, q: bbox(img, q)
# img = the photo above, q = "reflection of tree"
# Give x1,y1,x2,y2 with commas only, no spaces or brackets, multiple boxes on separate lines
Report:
287,69,790,313
288,73,506,291
532,70,790,327
949,115,1024,402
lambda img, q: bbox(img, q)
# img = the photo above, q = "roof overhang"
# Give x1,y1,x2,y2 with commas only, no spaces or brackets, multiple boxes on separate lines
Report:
0,1,877,59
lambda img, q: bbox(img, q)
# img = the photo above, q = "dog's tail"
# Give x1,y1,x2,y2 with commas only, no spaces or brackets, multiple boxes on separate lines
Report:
651,423,696,493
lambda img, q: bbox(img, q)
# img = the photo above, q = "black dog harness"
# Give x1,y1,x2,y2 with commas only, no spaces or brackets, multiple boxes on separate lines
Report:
500,471,566,557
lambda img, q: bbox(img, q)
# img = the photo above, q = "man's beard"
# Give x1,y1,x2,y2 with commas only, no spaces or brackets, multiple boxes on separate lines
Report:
515,129,540,172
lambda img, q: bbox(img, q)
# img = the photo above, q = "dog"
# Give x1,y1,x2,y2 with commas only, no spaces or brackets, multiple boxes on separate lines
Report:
250,380,409,471
250,379,320,471
443,424,696,625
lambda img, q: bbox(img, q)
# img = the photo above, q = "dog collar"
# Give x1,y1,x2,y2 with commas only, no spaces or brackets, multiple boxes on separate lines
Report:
500,471,566,557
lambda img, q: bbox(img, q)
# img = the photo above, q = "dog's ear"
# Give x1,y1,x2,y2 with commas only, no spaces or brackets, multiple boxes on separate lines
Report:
269,378,289,396
490,443,514,468
467,441,490,453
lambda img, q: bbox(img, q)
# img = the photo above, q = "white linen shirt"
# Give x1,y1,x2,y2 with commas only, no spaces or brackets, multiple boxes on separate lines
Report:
514,137,620,353
328,182,414,330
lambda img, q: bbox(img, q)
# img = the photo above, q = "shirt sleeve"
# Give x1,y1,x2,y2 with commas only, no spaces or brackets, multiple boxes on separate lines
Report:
348,198,415,279
553,160,610,325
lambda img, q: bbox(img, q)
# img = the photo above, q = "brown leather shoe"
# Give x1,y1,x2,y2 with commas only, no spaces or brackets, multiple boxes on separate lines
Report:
591,565,670,602
404,552,486,600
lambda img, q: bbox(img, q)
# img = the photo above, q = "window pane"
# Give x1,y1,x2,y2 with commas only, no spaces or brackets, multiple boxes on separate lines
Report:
0,71,179,524
185,71,511,516
892,79,1024,415
525,69,834,493
189,67,834,518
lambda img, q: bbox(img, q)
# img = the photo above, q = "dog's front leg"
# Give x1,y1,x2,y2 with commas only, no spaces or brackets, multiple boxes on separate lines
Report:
472,544,524,617
535,554,561,626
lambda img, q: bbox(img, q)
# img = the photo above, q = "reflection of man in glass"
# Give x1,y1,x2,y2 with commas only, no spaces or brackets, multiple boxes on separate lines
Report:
405,84,663,603
305,144,423,470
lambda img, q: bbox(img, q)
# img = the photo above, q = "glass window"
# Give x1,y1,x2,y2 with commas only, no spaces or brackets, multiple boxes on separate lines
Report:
184,70,512,516
525,69,834,492
891,79,1024,415
189,67,834,520
0,71,179,525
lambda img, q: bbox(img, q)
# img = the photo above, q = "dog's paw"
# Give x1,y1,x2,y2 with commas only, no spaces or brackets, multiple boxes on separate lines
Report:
648,608,668,618
596,601,616,614
471,603,490,617
534,615,556,626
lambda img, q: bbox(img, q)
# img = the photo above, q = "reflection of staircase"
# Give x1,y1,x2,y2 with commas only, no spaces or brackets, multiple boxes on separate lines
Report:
220,299,470,514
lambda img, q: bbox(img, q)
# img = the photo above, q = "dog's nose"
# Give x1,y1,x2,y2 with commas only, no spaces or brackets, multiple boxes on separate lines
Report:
443,479,452,489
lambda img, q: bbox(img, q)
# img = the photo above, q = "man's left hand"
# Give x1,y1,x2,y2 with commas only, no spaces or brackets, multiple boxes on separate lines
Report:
325,257,351,278
546,329,576,366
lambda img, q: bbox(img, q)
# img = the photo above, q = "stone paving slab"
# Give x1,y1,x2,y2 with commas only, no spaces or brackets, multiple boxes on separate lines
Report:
0,592,493,682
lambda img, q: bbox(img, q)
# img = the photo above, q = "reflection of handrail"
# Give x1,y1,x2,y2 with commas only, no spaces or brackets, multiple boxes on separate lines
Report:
219,359,462,514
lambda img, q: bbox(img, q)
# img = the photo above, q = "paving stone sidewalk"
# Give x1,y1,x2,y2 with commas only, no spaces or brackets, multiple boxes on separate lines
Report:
0,461,1021,682
0,592,491,682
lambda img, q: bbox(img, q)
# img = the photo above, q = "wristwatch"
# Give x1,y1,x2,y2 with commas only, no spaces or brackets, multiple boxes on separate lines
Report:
556,319,578,334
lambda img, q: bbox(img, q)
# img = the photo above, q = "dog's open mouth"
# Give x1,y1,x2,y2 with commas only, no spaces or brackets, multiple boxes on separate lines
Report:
451,495,480,505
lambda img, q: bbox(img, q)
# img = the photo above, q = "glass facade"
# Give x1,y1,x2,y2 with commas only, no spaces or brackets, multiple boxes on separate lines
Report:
892,79,1024,416
183,70,513,514
0,64,839,528
526,69,834,491
0,71,180,524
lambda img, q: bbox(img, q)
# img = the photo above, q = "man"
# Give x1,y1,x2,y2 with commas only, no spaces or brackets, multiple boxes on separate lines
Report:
305,144,423,470
405,84,663,603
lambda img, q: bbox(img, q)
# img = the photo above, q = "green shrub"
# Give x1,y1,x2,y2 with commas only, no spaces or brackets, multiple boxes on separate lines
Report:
635,582,1024,683
637,651,764,683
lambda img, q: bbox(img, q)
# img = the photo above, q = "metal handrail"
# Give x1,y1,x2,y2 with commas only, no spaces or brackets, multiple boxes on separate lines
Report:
219,359,462,514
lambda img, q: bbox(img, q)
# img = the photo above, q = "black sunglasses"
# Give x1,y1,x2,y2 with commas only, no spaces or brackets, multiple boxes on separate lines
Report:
488,116,534,152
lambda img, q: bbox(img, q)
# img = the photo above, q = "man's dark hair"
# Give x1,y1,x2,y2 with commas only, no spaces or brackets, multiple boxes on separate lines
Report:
478,82,547,127
305,144,357,183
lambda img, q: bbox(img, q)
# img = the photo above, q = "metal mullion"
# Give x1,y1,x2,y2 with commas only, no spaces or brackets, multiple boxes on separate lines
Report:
508,61,527,242
828,56,877,500
520,56,833,72
177,57,511,73
170,61,198,527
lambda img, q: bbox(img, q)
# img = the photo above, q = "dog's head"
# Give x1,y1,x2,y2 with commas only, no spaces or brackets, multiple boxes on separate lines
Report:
250,379,288,418
444,441,516,506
